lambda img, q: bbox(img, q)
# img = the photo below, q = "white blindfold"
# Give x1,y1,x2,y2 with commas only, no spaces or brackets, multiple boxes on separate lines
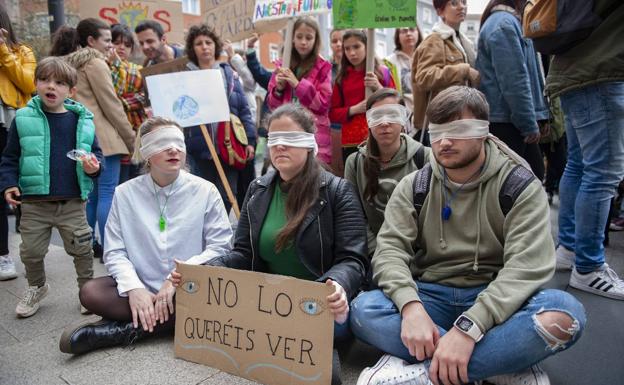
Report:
428,119,490,143
139,126,186,161
366,104,409,128
267,131,318,156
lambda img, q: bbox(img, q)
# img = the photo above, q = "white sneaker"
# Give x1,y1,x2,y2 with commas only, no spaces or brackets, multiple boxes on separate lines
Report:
16,283,50,318
0,255,17,280
570,264,624,300
485,364,550,385
356,354,433,385
555,246,574,271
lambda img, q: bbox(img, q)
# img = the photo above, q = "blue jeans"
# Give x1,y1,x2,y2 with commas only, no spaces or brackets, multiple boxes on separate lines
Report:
558,82,624,272
87,155,121,243
350,285,585,382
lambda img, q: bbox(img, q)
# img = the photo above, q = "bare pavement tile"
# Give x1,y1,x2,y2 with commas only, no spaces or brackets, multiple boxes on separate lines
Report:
1,208,623,385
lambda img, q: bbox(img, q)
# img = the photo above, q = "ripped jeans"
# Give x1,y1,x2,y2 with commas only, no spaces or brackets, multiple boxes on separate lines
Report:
350,283,586,381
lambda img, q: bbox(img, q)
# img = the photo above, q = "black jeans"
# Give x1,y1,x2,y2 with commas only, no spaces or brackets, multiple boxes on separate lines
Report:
490,122,545,181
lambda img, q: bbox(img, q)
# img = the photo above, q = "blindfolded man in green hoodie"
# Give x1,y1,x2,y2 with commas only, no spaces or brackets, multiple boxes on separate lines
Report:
350,86,586,385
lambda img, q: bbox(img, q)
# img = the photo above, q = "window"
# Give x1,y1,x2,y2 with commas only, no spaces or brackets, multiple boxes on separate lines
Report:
269,44,279,63
376,41,387,59
182,0,200,15
422,8,433,24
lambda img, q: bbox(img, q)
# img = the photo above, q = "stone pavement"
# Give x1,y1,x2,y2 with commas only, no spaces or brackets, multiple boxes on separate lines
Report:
0,202,623,385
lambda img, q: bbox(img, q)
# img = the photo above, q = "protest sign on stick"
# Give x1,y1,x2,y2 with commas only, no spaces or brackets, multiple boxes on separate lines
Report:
145,70,230,127
252,0,332,69
332,0,416,96
146,70,240,216
332,0,417,29
175,263,334,385
204,0,288,42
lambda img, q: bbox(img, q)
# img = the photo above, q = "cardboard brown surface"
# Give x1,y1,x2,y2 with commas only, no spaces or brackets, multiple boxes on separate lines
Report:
80,0,185,45
139,56,190,78
174,264,334,385
203,0,288,42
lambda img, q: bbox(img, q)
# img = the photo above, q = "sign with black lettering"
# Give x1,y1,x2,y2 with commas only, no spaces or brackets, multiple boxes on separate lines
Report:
174,264,334,385
203,0,288,42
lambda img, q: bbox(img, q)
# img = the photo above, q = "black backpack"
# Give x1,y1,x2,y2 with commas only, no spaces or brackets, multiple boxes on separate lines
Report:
412,163,535,218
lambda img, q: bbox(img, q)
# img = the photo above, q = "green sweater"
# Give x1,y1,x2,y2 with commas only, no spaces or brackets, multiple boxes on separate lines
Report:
373,140,555,334
344,134,430,257
546,0,624,97
259,184,316,280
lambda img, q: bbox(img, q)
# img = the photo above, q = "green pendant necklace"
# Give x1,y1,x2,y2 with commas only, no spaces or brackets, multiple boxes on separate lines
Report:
152,178,175,232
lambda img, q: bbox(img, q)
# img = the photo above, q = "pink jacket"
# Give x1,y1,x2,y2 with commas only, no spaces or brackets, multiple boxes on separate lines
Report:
267,57,333,164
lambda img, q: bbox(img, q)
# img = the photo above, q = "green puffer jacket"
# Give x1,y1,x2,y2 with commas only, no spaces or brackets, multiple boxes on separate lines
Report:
15,96,95,199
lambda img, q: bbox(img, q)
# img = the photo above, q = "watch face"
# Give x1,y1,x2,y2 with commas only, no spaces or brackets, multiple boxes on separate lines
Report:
457,316,474,331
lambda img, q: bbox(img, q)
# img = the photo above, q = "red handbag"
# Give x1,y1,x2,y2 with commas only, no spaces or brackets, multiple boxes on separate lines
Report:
217,113,248,170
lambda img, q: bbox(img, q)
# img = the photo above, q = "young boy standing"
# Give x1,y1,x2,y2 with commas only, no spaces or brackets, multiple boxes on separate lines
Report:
0,57,103,318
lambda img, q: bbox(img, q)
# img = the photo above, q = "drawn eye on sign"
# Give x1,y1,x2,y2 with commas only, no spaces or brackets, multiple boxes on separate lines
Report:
181,280,200,294
299,298,326,316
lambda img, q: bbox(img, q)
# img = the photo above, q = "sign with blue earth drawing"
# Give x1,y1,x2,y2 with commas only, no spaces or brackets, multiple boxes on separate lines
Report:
333,0,417,29
174,263,334,385
145,70,230,127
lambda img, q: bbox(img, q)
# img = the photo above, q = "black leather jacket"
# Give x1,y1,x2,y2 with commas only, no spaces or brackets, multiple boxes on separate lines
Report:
208,168,369,300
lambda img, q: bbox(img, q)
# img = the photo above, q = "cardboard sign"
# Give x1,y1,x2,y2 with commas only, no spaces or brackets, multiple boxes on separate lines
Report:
79,0,185,44
252,0,332,22
203,0,288,42
175,264,334,385
140,56,190,79
332,0,417,29
145,69,230,127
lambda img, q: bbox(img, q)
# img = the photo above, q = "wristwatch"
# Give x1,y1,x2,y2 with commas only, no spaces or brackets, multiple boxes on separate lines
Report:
454,315,483,342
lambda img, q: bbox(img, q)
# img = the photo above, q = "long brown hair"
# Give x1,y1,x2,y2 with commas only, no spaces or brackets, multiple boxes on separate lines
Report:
0,5,18,48
363,88,404,201
290,17,322,80
335,29,384,87
268,104,321,251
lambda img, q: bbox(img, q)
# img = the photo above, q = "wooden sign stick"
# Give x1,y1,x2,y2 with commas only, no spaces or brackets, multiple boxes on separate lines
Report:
199,124,241,219
281,18,296,69
365,28,376,99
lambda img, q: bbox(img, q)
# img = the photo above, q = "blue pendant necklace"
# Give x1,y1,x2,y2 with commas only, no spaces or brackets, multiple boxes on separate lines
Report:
441,167,483,221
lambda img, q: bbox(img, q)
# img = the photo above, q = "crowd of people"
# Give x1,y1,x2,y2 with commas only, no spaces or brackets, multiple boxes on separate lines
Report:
0,0,622,384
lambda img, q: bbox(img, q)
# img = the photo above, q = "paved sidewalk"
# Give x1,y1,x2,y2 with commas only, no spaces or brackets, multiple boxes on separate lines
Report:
0,203,623,385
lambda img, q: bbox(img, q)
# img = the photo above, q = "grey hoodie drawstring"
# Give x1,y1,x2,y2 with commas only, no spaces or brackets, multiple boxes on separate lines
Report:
439,184,447,249
473,183,483,272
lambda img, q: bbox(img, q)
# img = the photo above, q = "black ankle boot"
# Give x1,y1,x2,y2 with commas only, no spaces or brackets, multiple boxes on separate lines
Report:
59,317,146,355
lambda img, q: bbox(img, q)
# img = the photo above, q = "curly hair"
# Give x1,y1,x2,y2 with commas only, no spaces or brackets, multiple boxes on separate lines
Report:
185,24,223,66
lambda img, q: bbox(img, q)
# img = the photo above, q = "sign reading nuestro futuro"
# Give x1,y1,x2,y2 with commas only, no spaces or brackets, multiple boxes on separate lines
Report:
253,0,332,22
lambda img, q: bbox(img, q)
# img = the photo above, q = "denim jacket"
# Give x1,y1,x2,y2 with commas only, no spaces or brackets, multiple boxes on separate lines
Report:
476,8,548,136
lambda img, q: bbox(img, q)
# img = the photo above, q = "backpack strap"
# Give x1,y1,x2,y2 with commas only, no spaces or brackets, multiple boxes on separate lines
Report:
413,146,425,169
499,165,535,216
412,163,433,217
